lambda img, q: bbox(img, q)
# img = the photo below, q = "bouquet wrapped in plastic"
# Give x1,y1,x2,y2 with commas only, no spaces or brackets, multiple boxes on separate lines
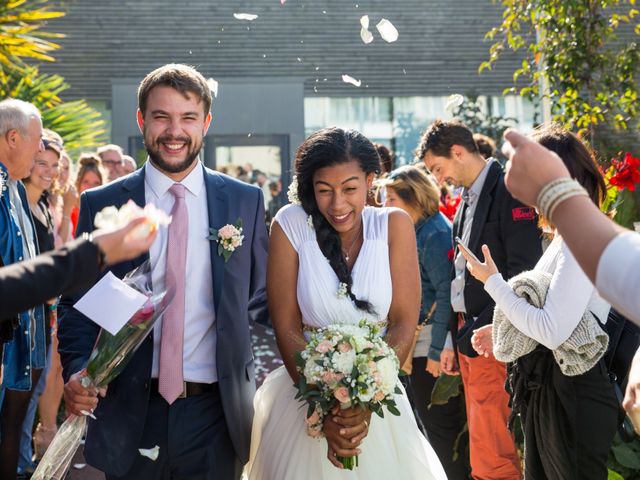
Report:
294,320,402,470
32,261,172,480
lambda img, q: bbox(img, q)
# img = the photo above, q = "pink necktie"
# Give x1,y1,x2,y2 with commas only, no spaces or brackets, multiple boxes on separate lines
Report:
159,183,188,404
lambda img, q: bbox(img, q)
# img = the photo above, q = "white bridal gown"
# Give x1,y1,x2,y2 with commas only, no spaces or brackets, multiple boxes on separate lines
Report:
244,204,447,480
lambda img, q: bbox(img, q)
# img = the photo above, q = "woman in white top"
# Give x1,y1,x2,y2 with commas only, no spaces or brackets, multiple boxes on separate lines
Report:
461,123,618,480
244,127,446,479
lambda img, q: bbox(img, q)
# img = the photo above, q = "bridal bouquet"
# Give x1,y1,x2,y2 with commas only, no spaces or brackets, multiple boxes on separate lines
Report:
294,320,402,470
32,261,173,480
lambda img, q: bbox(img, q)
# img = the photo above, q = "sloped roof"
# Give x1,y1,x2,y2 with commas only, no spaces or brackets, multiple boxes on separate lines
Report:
41,0,521,100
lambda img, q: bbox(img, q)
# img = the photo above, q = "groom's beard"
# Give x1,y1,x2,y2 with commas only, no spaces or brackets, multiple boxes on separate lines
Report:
144,132,203,174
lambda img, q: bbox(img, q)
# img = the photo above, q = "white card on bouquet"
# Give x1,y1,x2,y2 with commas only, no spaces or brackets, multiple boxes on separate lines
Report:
74,271,148,335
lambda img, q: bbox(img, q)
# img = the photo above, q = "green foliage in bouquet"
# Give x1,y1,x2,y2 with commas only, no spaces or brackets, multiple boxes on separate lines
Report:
84,300,156,389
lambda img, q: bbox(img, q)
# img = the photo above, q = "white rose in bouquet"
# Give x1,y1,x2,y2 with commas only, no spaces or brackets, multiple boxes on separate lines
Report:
332,349,356,374
94,200,171,239
376,356,398,394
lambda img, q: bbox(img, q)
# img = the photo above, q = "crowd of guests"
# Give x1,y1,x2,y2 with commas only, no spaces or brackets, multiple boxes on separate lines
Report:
0,102,137,479
0,84,637,480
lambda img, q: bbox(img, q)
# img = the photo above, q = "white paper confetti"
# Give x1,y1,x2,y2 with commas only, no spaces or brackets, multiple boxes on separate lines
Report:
73,464,87,470
360,15,374,44
376,19,399,43
342,74,362,87
281,0,286,4
445,94,464,112
233,13,258,21
139,445,160,461
206,78,219,98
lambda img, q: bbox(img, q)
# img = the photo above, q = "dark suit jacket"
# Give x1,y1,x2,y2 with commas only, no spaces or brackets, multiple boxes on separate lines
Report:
452,161,542,357
58,164,269,476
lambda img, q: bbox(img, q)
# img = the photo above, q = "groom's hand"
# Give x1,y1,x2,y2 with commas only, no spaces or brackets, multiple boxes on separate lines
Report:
64,369,105,416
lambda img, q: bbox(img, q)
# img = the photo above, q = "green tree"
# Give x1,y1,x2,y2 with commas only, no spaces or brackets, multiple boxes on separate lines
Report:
481,1,640,147
1,1,105,153
0,66,106,154
451,93,517,144
0,0,64,73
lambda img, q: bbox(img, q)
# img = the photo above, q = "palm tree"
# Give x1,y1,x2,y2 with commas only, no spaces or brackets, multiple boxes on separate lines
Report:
0,0,64,74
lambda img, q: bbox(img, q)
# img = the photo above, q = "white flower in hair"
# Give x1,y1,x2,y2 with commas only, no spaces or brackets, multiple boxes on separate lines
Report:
337,282,348,299
287,176,301,205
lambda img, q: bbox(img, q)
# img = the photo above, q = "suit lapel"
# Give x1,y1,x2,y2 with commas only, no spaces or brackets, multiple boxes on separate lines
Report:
468,162,501,254
120,167,150,268
204,168,229,315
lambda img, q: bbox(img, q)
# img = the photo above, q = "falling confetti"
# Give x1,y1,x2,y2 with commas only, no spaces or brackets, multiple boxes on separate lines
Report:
402,68,407,75
233,13,258,21
73,464,87,470
376,19,399,43
445,94,464,112
139,446,160,461
281,0,286,4
206,78,219,98
360,15,374,44
314,86,318,92
342,74,362,87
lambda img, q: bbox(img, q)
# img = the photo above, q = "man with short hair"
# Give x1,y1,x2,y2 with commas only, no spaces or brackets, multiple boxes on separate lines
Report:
97,144,125,181
58,64,268,480
0,98,47,479
122,154,137,175
418,120,542,480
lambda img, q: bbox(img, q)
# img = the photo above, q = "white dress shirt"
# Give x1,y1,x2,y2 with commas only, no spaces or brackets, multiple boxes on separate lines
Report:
596,231,640,325
145,160,217,383
451,159,494,313
484,235,610,350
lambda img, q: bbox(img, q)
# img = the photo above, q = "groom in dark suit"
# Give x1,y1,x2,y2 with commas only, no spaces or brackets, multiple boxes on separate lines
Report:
58,64,268,479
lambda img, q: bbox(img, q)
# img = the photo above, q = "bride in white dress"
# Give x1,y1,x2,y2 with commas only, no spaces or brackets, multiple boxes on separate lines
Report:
245,127,447,479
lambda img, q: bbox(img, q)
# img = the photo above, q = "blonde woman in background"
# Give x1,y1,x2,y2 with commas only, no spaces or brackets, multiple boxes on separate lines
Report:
49,149,78,247
69,153,106,235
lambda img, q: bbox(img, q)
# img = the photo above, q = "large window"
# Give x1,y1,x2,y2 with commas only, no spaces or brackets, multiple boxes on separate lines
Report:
305,95,537,166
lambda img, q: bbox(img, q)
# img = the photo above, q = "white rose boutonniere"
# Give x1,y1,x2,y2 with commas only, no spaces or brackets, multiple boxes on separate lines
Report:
209,218,244,262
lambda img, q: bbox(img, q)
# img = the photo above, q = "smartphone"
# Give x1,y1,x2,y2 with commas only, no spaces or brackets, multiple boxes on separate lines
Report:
455,236,481,263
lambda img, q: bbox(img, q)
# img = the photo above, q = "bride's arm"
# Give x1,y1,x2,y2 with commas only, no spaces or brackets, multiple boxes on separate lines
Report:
267,221,306,382
385,210,422,364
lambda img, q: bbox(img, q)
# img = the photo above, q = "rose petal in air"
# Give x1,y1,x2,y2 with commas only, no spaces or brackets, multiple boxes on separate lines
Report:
73,464,87,470
207,78,219,98
360,15,373,44
342,75,362,87
376,19,399,43
139,445,160,461
233,13,258,21
445,94,464,112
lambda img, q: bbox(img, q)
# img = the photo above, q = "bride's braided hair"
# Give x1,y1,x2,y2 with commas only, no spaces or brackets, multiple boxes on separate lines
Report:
294,127,381,314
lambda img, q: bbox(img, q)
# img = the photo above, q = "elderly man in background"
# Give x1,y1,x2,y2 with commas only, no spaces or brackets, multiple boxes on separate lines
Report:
97,144,125,181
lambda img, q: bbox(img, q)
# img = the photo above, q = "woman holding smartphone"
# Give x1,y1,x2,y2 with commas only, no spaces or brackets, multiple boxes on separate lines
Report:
460,123,618,480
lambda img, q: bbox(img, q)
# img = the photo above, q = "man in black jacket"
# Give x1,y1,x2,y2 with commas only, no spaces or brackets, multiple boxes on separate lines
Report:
418,120,542,480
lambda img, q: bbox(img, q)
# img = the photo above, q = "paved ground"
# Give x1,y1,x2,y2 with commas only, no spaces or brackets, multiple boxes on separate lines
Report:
61,323,282,479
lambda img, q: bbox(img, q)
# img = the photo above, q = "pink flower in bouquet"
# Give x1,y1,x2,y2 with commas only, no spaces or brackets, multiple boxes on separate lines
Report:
337,342,352,353
316,340,333,353
305,409,321,425
218,224,238,239
322,371,344,385
334,386,350,404
373,391,385,402
129,299,155,326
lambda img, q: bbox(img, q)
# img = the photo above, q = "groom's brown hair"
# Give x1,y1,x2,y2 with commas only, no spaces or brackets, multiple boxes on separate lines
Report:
137,64,212,117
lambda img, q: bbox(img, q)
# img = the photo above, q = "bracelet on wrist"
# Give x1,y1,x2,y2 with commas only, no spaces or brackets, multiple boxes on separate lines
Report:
82,232,108,269
537,178,588,221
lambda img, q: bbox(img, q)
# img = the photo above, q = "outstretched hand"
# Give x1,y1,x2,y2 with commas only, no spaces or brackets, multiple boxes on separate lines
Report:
92,216,158,266
459,244,499,285
503,129,571,206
